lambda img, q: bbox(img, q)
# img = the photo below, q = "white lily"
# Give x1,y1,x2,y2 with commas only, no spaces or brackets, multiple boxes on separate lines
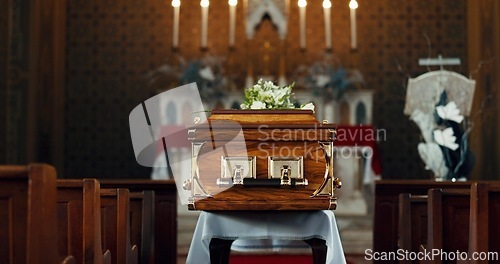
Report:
301,102,315,112
198,66,215,81
433,127,459,150
436,101,464,123
250,101,266,109
315,74,330,87
261,90,273,98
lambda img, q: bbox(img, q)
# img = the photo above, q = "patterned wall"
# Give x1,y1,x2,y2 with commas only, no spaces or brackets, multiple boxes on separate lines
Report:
64,0,467,179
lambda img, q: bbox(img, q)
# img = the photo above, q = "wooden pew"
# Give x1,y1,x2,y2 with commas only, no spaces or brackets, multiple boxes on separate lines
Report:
100,188,138,264
469,182,500,264
100,180,177,264
129,191,155,264
427,188,471,263
57,179,112,264
0,164,63,263
374,180,473,263
398,193,428,263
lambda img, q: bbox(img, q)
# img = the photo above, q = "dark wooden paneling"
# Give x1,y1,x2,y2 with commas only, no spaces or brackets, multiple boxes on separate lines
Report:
0,164,60,264
26,0,66,171
490,192,500,253
374,180,472,263
0,0,66,167
99,180,177,264
129,191,155,264
100,188,138,264
0,0,8,163
427,188,471,263
57,179,110,264
469,182,500,263
467,0,500,181
3,0,31,165
398,193,428,262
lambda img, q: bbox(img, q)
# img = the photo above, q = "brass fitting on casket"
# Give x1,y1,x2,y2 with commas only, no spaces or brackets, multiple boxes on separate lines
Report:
311,141,342,197
216,156,308,187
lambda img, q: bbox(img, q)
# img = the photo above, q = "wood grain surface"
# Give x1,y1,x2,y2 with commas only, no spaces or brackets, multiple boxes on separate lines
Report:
190,110,338,211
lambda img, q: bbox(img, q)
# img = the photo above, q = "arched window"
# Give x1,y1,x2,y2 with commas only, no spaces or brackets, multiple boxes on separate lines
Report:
355,101,367,125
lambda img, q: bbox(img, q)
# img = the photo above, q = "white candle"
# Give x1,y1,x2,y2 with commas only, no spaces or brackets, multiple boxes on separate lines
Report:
349,0,358,50
322,0,332,49
172,0,180,48
200,0,210,48
298,0,307,49
228,0,237,47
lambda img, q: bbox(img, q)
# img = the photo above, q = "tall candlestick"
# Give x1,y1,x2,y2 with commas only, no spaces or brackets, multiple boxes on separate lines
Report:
298,0,307,49
349,0,358,50
228,0,237,47
322,0,332,50
172,0,180,48
200,0,209,48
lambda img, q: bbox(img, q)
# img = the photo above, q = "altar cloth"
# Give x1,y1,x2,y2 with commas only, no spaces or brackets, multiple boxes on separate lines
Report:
186,210,346,264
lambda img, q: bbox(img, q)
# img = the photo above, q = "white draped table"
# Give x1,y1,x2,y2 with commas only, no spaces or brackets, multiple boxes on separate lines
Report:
186,210,346,264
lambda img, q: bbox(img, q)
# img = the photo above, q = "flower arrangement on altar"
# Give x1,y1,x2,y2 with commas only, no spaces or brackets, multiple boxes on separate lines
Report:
240,78,314,111
179,56,228,99
300,58,365,100
146,55,229,100
410,90,474,181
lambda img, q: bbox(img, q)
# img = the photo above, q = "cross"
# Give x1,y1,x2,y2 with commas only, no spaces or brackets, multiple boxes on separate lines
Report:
418,54,461,70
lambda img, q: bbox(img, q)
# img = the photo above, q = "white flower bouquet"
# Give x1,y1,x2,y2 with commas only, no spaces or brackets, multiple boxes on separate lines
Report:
411,91,474,181
240,79,314,111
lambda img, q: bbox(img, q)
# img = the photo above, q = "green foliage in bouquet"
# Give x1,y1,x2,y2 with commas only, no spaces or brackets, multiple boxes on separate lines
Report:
240,79,299,110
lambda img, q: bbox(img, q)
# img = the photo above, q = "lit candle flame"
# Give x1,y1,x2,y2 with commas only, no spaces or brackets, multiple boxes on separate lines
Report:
349,0,358,10
322,0,331,9
200,0,209,8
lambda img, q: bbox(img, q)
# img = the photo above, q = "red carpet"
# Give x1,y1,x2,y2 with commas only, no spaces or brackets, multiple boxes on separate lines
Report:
230,254,313,264
229,254,358,264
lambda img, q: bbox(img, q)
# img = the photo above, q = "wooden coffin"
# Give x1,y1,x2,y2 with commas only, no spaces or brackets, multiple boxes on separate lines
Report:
184,110,341,211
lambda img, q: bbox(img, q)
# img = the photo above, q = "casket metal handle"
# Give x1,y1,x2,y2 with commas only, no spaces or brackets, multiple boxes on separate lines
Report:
311,141,342,197
280,165,290,185
184,140,213,198
233,164,244,184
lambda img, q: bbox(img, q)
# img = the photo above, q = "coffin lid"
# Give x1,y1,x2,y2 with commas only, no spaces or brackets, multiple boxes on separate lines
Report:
190,109,336,141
